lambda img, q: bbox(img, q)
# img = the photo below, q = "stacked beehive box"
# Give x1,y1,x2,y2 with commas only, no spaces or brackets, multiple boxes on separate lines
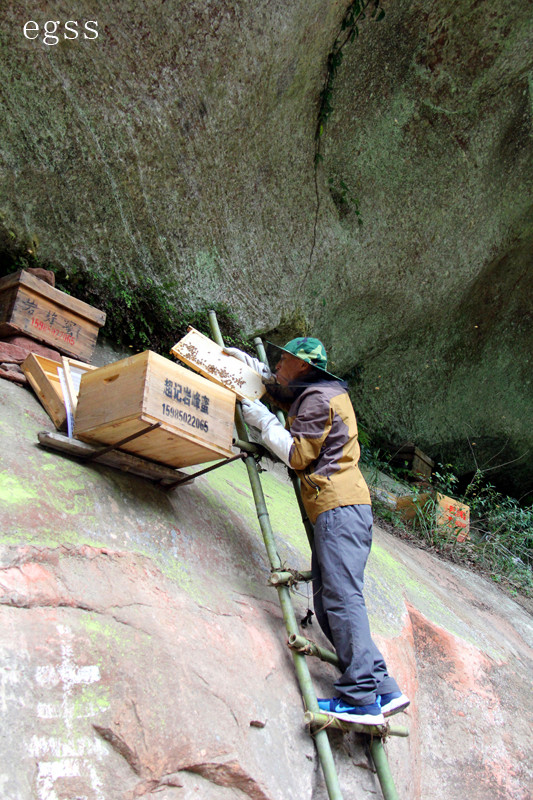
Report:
74,350,236,468
0,269,106,362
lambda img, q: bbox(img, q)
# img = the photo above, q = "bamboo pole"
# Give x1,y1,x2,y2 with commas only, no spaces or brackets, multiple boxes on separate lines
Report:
252,336,315,550
208,311,345,800
370,739,401,800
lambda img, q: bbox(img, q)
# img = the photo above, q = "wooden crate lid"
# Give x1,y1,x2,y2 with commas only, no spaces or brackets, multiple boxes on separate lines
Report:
171,327,266,400
0,270,106,326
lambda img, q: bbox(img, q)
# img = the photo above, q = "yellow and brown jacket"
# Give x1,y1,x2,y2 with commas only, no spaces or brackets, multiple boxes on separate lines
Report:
287,380,371,524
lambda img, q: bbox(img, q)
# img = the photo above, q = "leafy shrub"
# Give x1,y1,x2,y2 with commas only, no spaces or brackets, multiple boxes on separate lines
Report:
362,449,533,597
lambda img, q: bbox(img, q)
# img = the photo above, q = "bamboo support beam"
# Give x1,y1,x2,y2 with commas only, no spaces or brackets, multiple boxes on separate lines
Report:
164,452,246,489
82,422,161,461
288,633,339,667
208,311,344,800
37,430,191,485
370,739,402,800
253,336,315,550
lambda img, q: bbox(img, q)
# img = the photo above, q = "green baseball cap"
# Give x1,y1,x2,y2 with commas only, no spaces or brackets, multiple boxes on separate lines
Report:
265,337,340,381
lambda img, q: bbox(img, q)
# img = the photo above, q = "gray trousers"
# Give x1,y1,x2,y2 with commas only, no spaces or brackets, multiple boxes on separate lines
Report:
312,504,399,706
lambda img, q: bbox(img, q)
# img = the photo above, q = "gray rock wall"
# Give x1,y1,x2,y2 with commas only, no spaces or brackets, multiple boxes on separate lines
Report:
1,0,531,490
318,0,533,487
0,0,338,330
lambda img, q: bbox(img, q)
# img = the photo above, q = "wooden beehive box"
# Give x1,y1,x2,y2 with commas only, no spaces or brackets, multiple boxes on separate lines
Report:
74,350,236,468
388,442,435,480
370,485,431,522
0,269,106,362
21,353,96,430
171,327,266,400
436,493,470,542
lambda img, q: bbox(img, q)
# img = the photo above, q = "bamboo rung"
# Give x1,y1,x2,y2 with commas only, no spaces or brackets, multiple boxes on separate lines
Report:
304,711,408,738
304,710,386,735
269,570,313,586
288,633,339,666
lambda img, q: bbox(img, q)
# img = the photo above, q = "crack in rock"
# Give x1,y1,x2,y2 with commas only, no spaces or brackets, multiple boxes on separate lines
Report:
126,773,184,798
0,593,156,638
93,724,145,777
184,759,272,800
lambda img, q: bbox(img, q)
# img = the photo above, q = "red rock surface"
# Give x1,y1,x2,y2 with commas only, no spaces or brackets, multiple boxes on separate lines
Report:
0,335,62,385
25,267,56,287
0,335,62,363
0,375,532,799
0,363,27,383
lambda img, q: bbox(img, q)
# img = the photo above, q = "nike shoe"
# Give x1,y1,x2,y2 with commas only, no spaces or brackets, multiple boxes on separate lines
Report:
317,697,385,725
378,691,410,717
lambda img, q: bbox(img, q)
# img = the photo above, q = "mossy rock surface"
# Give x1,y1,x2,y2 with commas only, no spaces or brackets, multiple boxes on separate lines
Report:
1,367,533,799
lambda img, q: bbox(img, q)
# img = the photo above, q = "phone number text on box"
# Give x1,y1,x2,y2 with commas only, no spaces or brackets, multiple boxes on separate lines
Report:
161,404,209,432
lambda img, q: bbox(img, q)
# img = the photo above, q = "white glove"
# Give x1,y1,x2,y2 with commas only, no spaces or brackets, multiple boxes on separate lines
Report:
240,397,274,429
241,399,293,467
223,347,273,383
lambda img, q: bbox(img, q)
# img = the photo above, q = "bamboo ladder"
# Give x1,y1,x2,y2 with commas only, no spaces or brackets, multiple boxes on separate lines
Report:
208,311,406,800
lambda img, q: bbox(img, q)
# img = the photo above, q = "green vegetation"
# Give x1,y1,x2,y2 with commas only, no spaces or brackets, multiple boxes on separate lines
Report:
51,264,250,356
458,469,532,594
0,236,251,357
309,0,384,262
327,177,363,224
362,448,533,598
315,0,385,153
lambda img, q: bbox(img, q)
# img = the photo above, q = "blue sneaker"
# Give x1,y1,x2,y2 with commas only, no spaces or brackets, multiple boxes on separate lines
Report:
378,691,410,717
317,697,385,725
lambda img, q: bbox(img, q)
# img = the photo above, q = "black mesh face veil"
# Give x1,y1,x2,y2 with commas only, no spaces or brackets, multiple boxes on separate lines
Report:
264,341,286,373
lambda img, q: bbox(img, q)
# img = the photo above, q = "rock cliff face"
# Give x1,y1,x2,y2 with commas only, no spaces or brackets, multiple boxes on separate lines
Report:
0,1,531,489
1,375,532,799
319,0,533,492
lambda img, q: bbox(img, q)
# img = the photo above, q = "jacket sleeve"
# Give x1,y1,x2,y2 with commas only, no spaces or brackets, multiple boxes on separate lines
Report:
288,391,333,471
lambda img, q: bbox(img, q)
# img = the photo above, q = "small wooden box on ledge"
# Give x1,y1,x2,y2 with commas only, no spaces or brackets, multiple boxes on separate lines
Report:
388,442,435,481
74,350,236,468
0,269,106,362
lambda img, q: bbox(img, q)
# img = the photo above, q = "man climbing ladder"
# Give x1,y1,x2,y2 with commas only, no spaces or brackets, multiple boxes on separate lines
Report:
226,336,409,726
